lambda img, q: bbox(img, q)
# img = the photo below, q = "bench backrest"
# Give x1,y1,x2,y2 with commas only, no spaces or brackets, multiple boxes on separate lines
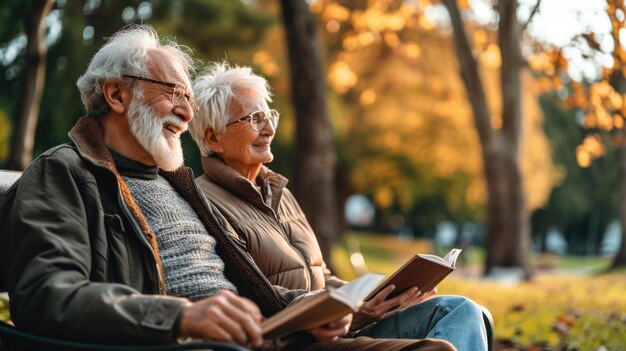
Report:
0,169,22,198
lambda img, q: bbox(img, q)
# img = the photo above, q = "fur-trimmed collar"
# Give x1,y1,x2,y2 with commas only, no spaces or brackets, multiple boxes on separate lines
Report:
201,155,289,212
68,116,168,294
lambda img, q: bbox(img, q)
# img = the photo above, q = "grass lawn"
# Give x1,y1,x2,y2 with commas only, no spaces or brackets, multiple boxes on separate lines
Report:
332,232,626,351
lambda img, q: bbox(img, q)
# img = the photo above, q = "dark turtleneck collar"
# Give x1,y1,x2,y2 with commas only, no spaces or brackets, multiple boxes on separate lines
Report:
109,148,158,180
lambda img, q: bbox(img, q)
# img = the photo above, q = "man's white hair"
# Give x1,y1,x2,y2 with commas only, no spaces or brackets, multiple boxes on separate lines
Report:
189,62,272,157
76,24,194,118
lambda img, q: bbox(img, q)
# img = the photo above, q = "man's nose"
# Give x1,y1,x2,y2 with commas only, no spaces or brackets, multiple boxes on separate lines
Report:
174,101,194,123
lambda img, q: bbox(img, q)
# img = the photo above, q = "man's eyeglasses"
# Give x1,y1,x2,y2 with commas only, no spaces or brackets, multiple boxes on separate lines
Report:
122,74,199,112
226,110,280,132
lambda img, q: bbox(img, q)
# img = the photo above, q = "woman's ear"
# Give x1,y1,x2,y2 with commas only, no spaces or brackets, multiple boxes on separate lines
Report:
102,81,131,114
204,127,224,154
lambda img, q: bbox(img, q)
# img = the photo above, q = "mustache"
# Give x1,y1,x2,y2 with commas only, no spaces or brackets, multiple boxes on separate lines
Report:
162,114,188,133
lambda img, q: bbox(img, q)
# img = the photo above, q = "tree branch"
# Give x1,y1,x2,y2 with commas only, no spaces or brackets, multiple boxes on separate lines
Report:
521,0,542,33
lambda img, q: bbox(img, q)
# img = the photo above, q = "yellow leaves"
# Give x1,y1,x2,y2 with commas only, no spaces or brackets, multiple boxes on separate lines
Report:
357,31,378,47
386,14,406,31
321,3,350,22
417,14,436,30
590,80,614,98
252,50,279,77
528,49,568,77
584,80,626,132
457,0,470,10
576,134,606,168
341,31,380,51
528,52,551,73
383,32,400,48
374,187,394,209
400,42,421,59
359,89,377,106
567,81,588,109
615,114,625,129
473,29,488,48
328,60,358,93
480,43,501,69
326,20,341,33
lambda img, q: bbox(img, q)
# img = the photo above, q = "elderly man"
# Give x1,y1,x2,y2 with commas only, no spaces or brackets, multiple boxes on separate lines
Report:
188,62,489,351
0,25,454,351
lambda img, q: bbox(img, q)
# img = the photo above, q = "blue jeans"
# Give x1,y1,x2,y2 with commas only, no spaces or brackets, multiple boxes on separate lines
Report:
352,296,488,351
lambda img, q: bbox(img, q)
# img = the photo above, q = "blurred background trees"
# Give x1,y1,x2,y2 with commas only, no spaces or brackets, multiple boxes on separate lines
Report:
0,0,622,276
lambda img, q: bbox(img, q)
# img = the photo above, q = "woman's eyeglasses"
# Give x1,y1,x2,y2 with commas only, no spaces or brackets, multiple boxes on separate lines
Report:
226,110,280,132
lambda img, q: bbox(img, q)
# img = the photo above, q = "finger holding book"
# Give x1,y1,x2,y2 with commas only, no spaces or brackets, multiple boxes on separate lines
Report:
351,285,421,331
309,313,353,342
397,288,438,311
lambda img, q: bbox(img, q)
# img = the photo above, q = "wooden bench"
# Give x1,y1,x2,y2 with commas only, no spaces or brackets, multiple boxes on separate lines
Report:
0,169,249,351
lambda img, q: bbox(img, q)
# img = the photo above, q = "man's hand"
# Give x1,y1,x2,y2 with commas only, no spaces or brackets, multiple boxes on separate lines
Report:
178,290,263,348
309,313,352,342
350,285,437,331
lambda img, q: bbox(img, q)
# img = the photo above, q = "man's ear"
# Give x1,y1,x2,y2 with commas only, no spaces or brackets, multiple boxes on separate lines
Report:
204,127,224,154
102,81,130,114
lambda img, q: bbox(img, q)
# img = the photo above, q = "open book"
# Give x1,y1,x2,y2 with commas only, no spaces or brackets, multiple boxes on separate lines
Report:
364,248,462,301
261,273,385,339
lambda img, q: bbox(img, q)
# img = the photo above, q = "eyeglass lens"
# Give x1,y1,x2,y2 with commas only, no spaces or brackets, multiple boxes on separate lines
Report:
172,85,199,112
250,111,279,131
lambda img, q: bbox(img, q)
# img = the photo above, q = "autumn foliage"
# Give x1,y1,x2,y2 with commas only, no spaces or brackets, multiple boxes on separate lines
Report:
310,0,559,218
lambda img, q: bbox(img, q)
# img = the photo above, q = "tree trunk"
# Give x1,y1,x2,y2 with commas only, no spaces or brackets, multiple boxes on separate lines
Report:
611,139,626,268
7,0,54,170
605,65,626,268
443,0,532,278
279,0,339,269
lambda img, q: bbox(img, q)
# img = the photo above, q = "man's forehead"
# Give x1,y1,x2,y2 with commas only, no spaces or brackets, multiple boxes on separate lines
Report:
146,49,189,85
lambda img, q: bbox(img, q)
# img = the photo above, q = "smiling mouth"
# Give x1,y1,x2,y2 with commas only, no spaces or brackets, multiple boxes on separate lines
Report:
163,122,184,137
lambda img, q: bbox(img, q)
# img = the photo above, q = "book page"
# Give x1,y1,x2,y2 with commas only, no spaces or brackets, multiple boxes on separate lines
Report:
331,273,385,309
417,253,451,267
364,248,462,301
442,248,462,268
261,273,385,339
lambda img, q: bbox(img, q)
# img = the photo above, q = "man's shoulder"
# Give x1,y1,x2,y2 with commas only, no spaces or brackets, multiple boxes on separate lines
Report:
24,142,99,182
35,143,80,162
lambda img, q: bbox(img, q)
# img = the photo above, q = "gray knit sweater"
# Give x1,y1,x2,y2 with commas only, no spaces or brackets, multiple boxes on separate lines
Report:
113,151,237,301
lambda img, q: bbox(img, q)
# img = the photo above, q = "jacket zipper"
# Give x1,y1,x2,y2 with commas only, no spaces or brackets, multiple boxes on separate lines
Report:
117,189,162,293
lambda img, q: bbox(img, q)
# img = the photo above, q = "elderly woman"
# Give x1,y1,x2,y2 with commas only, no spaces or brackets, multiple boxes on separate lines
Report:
189,62,489,351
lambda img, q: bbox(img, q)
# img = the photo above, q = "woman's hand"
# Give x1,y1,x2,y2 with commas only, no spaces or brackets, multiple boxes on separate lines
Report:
309,313,352,342
350,285,437,332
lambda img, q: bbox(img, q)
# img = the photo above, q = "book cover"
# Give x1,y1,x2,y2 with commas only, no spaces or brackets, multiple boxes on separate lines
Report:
261,273,385,339
364,248,462,301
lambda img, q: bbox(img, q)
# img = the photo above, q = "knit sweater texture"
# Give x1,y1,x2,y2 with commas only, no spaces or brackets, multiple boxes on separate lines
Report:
113,150,237,300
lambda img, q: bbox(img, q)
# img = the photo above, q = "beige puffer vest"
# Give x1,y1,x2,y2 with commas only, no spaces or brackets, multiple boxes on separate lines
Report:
196,156,345,292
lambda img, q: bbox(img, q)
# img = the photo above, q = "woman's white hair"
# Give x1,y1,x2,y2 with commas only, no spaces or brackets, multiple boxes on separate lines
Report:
76,24,194,118
189,61,272,157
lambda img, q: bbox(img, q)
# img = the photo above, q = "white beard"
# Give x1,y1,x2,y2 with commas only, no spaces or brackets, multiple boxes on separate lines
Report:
127,96,186,172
